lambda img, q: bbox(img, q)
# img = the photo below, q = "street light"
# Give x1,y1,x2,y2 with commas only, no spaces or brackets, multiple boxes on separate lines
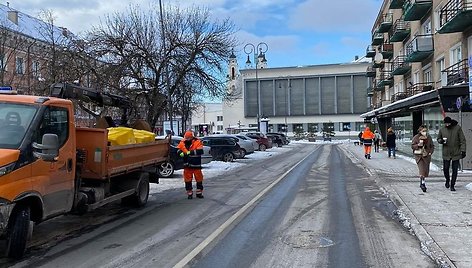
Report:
244,42,268,132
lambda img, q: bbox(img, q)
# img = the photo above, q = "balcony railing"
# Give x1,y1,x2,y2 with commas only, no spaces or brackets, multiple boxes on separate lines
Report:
372,32,384,46
390,0,405,9
403,0,433,21
441,58,469,86
378,13,394,33
366,65,376,77
389,19,410,42
373,79,384,91
405,34,434,62
381,43,394,60
392,55,411,75
406,82,434,96
391,91,411,103
366,45,376,58
438,0,472,33
377,70,394,87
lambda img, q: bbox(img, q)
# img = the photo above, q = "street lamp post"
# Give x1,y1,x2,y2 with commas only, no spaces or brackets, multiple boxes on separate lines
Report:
244,42,268,132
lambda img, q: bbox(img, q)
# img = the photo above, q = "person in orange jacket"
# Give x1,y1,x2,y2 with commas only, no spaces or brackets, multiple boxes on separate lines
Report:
177,130,205,199
361,127,375,159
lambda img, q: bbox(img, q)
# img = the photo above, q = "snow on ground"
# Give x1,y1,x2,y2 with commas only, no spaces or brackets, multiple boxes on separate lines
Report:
396,154,442,172
466,183,472,192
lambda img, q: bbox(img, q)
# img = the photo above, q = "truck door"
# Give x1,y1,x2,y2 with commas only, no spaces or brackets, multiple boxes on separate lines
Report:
30,105,75,217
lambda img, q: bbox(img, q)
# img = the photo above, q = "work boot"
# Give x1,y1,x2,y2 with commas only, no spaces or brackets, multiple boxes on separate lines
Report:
445,179,450,189
188,194,193,199
450,185,456,191
196,193,204,199
368,154,371,159
365,154,368,159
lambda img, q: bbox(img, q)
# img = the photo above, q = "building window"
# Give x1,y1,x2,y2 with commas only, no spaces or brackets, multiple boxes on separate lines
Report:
217,125,223,131
424,68,433,84
217,116,223,121
436,57,445,83
32,61,40,77
450,44,462,66
16,57,24,74
422,18,432,34
341,122,351,131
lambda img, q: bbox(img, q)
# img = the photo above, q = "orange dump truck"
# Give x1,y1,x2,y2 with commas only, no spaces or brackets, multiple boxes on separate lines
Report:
0,89,168,258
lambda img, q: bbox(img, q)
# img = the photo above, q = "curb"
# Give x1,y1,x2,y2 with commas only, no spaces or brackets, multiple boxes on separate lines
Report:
380,182,455,268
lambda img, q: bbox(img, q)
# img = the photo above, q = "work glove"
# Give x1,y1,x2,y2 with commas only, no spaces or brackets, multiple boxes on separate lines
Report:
461,151,466,159
179,152,185,157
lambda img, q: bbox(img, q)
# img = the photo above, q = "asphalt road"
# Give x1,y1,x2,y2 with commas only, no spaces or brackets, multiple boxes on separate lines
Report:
6,143,434,268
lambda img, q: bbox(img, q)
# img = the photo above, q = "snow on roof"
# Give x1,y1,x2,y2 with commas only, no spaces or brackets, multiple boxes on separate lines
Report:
0,4,67,44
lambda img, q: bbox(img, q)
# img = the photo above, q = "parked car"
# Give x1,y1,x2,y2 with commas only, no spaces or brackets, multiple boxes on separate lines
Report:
244,132,272,151
156,136,212,178
210,134,255,158
267,132,290,145
201,136,242,162
235,134,259,151
266,133,284,147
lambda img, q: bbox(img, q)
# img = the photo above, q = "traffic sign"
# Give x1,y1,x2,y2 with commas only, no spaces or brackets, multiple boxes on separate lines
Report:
456,97,462,110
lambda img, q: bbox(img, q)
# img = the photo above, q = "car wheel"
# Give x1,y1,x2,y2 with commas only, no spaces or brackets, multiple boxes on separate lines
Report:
223,152,234,162
259,144,267,151
158,161,175,178
239,149,246,158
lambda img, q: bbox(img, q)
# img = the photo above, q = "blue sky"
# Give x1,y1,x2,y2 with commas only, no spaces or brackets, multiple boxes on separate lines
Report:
11,0,383,68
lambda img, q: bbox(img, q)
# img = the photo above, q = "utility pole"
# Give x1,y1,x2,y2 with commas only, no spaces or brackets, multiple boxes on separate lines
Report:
159,0,173,134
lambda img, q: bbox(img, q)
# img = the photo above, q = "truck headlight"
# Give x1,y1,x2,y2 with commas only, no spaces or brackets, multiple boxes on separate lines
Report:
0,163,15,177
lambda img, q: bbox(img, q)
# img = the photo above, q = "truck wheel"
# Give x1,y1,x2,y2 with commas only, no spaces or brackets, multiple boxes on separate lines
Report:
158,161,174,178
131,175,150,207
6,206,31,259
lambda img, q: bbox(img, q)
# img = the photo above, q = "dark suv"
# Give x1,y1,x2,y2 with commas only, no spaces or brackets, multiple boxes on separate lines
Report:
266,133,283,147
202,136,241,162
267,132,289,145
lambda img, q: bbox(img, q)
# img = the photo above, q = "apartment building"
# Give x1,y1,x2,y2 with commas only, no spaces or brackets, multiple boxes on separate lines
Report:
363,0,472,167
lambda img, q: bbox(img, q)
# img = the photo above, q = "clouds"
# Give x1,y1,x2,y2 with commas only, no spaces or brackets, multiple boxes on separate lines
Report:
289,0,381,33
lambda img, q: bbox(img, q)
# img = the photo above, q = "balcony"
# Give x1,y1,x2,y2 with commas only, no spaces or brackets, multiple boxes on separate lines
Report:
366,65,376,77
391,91,411,103
381,43,394,60
390,0,405,9
366,45,376,58
378,13,394,33
389,19,410,42
373,79,384,91
372,32,384,46
441,59,469,86
403,0,433,21
377,71,394,87
407,82,434,96
438,0,472,33
373,60,384,68
392,55,411,75
405,34,434,62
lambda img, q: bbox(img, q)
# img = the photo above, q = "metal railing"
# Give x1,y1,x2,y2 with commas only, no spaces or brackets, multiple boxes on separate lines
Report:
441,58,469,86
405,34,433,55
440,0,472,27
406,82,434,95
391,91,411,102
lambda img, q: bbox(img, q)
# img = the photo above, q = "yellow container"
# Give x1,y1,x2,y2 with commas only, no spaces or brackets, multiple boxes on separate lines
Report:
107,127,136,146
133,129,156,144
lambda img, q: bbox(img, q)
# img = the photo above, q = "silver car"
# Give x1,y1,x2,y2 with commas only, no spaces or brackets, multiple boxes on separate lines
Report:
235,134,259,151
210,134,255,158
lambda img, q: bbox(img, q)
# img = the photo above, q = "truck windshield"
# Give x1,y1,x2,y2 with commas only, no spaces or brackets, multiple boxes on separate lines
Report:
0,103,38,149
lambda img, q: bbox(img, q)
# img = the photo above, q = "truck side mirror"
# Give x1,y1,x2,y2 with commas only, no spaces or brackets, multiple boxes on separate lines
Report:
32,134,59,162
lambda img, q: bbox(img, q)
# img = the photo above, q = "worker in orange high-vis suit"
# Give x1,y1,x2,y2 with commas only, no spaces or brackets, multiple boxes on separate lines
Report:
177,131,205,199
362,127,375,159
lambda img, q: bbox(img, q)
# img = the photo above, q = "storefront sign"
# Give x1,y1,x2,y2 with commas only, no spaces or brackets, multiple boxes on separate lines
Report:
469,55,472,104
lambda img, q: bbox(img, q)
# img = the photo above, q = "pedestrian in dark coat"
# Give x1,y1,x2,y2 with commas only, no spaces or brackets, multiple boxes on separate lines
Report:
386,127,396,158
411,125,434,192
437,116,467,191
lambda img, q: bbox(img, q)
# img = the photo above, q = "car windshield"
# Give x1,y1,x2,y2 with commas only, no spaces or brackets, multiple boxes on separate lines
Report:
0,103,38,149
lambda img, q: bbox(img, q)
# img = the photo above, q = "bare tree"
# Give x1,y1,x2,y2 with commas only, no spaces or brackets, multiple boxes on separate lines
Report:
88,3,237,128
